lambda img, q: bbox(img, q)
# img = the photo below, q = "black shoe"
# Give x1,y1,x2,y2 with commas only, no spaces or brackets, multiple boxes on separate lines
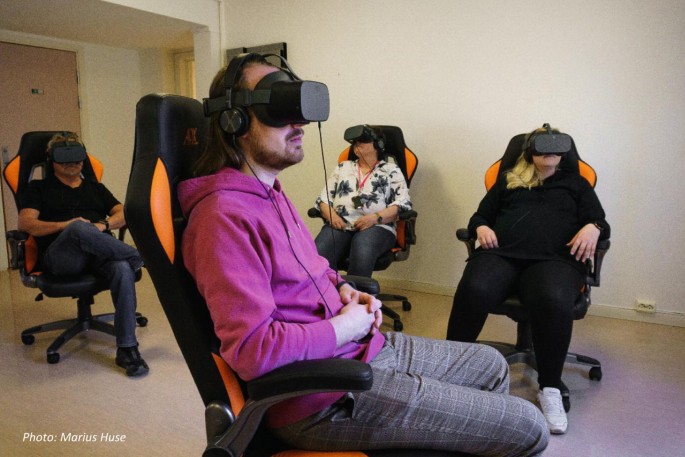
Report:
116,345,149,377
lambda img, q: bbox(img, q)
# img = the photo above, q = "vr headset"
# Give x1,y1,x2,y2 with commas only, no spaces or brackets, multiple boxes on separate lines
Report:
344,124,377,144
203,59,330,128
344,124,386,155
49,142,87,163
525,123,573,156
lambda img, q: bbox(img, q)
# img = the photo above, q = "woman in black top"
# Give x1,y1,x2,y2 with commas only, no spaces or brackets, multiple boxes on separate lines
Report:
447,127,610,435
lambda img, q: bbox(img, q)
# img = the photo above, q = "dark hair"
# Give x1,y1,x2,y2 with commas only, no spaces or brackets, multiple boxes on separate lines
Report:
193,54,272,177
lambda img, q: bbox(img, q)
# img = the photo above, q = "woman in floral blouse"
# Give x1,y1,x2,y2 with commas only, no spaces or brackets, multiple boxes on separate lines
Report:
314,125,412,277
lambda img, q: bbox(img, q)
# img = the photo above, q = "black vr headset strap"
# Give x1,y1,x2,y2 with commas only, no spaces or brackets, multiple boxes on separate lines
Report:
261,53,302,81
205,53,300,116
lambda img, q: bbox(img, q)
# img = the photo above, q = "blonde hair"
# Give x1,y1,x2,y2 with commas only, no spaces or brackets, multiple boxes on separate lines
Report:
505,154,543,189
505,126,560,190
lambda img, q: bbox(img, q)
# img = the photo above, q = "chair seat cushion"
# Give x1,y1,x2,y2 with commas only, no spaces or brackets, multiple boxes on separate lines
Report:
492,292,588,322
35,272,109,298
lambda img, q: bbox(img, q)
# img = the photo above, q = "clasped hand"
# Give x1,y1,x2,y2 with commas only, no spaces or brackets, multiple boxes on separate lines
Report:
334,283,383,345
353,214,378,231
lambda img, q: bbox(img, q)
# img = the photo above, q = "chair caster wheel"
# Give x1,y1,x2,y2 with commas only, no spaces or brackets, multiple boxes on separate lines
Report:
47,353,60,364
402,300,411,311
21,334,35,345
393,320,403,332
137,316,148,327
589,366,602,381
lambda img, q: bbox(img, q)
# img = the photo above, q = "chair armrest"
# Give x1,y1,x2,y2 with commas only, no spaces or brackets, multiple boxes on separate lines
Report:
587,239,610,287
398,209,418,246
6,229,29,270
456,228,473,241
205,359,373,457
398,209,417,221
342,274,381,295
117,225,128,242
247,358,373,400
455,228,476,257
307,207,323,219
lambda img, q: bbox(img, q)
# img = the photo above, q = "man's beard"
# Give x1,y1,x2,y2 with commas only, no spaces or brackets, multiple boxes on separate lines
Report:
250,129,304,171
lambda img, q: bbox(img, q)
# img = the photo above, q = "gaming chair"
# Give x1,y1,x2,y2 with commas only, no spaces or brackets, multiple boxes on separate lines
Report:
3,131,146,364
456,129,610,411
309,125,418,331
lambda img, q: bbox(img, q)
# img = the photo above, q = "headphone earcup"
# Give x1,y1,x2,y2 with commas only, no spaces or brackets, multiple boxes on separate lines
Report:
220,107,249,137
375,137,385,153
522,131,535,162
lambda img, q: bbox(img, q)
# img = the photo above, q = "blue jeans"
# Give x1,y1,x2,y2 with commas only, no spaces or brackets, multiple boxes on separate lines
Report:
43,221,143,348
314,225,396,277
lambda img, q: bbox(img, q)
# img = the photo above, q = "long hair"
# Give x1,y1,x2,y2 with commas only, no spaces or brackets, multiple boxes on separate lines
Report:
505,126,561,190
505,154,542,189
192,55,272,177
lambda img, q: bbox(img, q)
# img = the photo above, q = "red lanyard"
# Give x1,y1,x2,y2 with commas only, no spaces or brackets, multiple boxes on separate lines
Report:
357,160,379,190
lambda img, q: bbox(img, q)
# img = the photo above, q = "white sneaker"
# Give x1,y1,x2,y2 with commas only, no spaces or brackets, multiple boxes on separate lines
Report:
537,387,568,434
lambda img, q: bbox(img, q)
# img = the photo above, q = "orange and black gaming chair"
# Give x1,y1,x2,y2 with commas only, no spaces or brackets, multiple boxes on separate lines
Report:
126,93,465,457
3,131,146,364
456,130,610,412
309,126,418,331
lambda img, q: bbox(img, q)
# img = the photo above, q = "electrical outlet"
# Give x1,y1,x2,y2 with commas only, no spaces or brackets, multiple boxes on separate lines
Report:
635,299,656,313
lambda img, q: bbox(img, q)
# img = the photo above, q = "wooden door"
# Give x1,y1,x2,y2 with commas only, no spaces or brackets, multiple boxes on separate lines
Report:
0,42,81,269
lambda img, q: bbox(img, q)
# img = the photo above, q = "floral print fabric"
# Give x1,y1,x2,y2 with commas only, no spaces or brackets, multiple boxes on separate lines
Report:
316,160,412,236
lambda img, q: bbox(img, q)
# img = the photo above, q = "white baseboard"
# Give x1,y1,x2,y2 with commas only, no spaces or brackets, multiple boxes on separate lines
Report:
586,303,685,327
377,277,685,328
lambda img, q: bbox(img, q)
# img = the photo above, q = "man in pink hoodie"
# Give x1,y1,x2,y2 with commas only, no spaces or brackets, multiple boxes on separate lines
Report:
178,53,548,456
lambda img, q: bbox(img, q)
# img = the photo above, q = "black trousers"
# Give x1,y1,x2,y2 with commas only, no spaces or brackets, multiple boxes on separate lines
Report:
447,253,584,389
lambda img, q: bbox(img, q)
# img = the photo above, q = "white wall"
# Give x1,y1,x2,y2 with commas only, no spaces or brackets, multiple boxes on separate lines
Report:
104,0,223,93
223,0,685,322
78,43,144,199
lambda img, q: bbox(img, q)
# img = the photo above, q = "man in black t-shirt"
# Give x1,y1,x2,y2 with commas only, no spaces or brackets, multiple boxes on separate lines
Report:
18,133,148,377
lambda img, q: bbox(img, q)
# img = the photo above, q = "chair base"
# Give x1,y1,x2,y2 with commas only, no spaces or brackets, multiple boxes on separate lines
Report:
378,293,411,332
479,339,602,413
21,296,147,364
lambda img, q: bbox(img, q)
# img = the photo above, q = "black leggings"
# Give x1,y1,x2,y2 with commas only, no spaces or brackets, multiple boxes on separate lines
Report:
447,254,584,389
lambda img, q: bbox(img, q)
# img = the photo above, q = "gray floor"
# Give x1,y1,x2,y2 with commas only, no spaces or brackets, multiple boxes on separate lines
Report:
1,268,684,456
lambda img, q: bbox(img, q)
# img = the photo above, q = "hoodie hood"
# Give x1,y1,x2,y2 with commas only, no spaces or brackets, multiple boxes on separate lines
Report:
178,167,280,218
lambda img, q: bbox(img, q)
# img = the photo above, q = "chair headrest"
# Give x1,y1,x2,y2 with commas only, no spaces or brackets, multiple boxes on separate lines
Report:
5,131,99,208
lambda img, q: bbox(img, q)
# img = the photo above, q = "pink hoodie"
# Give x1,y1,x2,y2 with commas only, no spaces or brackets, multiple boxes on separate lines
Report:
178,167,385,428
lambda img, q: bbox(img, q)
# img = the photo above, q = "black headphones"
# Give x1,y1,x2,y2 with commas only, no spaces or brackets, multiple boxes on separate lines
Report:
203,53,329,138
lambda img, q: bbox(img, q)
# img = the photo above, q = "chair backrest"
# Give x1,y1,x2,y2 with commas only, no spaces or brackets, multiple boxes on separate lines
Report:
3,131,103,204
125,94,246,414
484,133,597,191
3,131,104,273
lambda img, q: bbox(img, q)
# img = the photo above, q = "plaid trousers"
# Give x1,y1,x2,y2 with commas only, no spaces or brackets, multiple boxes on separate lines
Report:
273,332,549,457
